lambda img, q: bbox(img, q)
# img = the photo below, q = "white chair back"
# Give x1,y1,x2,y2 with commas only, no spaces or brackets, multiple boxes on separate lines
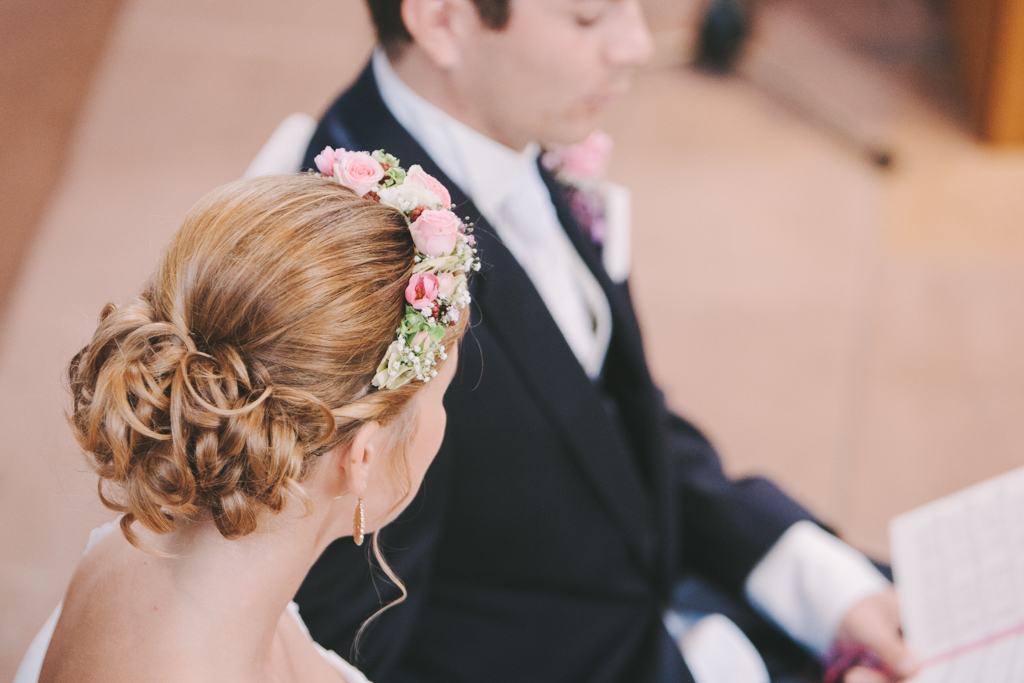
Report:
244,113,317,177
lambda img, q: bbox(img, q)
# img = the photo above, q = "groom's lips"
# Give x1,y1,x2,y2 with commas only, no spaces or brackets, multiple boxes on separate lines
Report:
588,76,633,111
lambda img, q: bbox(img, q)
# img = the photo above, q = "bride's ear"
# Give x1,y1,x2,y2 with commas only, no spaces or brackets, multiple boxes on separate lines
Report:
332,421,382,498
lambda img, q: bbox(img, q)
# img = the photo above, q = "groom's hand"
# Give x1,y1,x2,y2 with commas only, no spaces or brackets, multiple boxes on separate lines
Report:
836,588,920,683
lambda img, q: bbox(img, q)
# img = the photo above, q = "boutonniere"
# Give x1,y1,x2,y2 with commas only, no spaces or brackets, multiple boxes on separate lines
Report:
541,130,614,246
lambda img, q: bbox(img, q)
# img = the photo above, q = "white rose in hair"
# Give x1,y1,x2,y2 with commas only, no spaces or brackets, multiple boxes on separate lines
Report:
405,165,452,208
436,273,456,298
378,181,445,214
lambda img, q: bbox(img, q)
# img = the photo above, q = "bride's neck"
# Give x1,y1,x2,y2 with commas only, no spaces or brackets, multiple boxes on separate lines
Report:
134,501,342,673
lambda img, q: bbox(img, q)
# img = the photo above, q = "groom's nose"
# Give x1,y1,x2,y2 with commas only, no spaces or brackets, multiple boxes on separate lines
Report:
604,0,654,68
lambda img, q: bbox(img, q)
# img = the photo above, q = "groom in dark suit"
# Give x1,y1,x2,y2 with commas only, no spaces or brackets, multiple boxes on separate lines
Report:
295,2,918,682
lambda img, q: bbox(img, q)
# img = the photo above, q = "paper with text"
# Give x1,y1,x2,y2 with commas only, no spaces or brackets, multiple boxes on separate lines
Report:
890,466,1024,682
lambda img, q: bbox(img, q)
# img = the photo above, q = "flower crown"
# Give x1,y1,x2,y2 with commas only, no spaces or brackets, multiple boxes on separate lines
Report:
313,146,479,391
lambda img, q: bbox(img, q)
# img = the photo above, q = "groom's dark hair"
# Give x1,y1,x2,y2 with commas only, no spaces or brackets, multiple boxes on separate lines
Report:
366,0,511,56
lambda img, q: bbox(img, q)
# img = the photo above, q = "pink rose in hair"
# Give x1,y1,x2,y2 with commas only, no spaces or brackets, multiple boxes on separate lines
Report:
334,150,385,196
406,165,452,209
314,146,344,176
544,130,613,182
410,210,461,257
405,273,440,311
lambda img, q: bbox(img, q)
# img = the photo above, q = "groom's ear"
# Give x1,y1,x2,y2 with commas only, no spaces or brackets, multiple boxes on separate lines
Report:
401,0,482,69
337,421,382,498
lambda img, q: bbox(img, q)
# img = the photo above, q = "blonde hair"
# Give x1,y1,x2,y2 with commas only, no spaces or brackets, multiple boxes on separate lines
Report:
67,174,466,546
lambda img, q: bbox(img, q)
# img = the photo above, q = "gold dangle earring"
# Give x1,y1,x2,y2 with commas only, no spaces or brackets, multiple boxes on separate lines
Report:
353,497,365,546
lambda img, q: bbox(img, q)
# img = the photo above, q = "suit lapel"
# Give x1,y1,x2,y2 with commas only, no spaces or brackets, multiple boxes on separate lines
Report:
539,164,676,577
470,229,656,563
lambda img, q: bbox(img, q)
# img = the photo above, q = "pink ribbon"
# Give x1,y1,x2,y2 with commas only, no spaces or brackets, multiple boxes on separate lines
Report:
921,621,1024,668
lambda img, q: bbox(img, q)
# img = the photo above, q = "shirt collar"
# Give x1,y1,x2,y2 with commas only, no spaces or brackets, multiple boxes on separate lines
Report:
371,48,541,221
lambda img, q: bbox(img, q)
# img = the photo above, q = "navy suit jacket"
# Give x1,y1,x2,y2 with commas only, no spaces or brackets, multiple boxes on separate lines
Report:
294,63,815,683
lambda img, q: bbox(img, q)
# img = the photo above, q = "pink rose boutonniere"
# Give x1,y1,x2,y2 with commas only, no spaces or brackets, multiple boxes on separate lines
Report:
541,130,613,245
542,130,613,186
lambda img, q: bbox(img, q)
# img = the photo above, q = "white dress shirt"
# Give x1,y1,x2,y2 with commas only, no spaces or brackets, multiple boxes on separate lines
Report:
371,48,890,680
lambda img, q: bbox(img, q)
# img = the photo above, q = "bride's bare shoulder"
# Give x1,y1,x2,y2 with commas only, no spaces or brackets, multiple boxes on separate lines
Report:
37,531,346,683
37,529,176,682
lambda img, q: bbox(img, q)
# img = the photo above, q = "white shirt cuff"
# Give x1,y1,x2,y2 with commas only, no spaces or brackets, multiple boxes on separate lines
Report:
744,520,891,655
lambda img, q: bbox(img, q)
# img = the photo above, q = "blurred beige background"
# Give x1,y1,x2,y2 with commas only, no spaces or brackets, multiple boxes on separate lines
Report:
2,0,1023,679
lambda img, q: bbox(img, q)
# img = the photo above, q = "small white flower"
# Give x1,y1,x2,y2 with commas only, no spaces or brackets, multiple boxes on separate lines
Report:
378,182,444,213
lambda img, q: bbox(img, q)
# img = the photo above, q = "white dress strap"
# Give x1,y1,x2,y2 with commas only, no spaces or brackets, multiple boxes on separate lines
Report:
286,601,373,683
12,604,62,683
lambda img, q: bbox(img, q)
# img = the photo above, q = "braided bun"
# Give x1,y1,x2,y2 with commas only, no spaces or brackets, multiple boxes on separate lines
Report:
67,174,466,543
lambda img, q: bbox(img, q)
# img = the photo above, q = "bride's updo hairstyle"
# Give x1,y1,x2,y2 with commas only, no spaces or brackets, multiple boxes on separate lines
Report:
67,174,466,545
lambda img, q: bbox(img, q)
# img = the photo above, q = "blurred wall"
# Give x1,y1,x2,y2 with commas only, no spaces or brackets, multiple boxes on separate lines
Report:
0,0,124,320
